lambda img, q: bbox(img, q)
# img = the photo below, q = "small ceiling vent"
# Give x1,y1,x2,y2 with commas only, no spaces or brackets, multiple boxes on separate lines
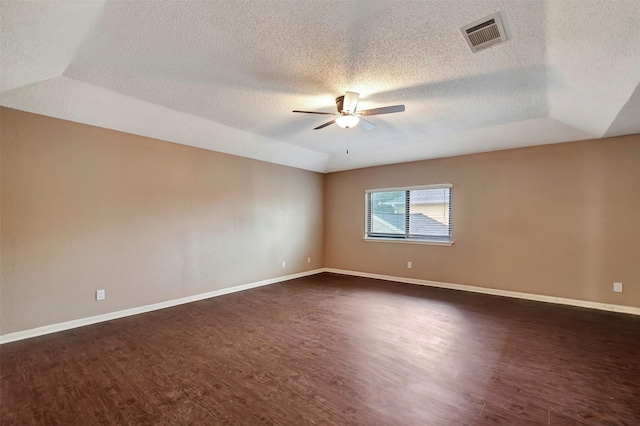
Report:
461,12,507,53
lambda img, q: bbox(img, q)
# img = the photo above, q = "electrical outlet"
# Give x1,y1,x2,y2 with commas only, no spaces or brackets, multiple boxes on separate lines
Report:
307,257,311,264
407,261,412,269
96,289,105,301
613,282,623,293
281,260,286,268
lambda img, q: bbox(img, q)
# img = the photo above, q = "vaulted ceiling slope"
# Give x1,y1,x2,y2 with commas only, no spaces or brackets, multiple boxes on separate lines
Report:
2,1,639,173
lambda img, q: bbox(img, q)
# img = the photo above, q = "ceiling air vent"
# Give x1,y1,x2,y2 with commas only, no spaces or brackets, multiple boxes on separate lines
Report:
461,12,507,53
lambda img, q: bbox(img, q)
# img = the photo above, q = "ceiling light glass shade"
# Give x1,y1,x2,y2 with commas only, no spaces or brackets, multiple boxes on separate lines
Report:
335,115,360,129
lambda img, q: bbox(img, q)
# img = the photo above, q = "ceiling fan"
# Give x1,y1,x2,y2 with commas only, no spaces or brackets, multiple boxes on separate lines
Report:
293,91,405,130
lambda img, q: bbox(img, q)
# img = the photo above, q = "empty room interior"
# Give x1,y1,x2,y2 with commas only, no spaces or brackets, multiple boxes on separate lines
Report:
1,1,639,424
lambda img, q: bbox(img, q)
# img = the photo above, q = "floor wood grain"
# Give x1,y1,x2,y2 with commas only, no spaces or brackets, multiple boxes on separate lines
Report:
2,273,639,425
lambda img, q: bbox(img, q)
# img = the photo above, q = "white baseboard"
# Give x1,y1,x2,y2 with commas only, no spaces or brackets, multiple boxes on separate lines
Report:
0,269,324,345
3,267,638,344
324,268,640,316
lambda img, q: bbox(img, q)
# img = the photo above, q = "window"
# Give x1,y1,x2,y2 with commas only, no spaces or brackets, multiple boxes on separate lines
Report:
365,184,452,244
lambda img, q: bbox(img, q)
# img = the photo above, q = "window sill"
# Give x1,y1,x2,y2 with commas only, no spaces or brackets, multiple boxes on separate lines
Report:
363,237,454,246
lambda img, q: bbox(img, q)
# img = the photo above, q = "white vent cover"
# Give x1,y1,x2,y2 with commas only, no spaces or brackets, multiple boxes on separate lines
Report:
461,12,507,53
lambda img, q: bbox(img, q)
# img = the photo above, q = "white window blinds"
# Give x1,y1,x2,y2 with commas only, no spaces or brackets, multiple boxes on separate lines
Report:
366,185,452,243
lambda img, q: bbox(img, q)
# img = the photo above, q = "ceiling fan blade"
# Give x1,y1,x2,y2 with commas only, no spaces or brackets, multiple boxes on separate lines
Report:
293,110,336,115
343,91,360,113
313,119,335,130
358,105,405,116
358,118,376,131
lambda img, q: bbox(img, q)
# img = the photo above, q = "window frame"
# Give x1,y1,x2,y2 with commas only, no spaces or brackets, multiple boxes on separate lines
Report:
364,184,453,246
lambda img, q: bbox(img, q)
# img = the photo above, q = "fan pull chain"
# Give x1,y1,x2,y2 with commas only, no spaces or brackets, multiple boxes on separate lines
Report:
346,130,349,154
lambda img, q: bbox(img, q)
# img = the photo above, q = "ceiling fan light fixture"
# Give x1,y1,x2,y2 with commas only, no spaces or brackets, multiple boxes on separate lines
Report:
335,114,360,129
293,91,404,131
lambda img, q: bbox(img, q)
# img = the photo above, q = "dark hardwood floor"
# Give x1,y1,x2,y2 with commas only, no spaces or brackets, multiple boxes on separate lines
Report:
2,273,639,425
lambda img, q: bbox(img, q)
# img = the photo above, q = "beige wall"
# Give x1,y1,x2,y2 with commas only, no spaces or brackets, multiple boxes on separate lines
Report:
325,135,640,308
1,108,324,335
2,107,638,337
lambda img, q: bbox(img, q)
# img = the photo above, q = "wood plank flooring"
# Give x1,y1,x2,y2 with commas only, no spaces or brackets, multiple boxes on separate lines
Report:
2,273,639,425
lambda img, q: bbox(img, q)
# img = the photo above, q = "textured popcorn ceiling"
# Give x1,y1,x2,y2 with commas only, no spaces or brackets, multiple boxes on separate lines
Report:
2,0,639,173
